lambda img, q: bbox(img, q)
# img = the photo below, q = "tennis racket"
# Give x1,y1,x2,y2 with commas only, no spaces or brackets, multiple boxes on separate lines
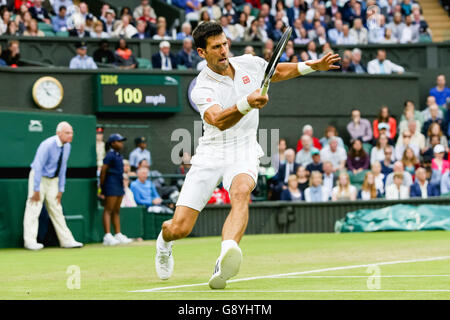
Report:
260,26,292,95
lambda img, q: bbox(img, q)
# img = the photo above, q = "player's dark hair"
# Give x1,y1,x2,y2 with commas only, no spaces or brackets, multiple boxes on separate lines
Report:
193,21,224,49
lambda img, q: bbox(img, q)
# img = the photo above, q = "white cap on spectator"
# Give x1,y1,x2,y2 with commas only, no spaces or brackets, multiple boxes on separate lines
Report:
433,144,445,153
378,122,389,130
159,41,170,49
302,124,313,133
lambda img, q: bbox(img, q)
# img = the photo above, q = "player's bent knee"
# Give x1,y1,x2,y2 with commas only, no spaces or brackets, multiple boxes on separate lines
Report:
230,185,252,202
170,225,192,239
163,221,192,240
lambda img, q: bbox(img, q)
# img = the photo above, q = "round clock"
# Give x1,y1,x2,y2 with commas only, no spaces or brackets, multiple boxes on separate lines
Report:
32,76,64,110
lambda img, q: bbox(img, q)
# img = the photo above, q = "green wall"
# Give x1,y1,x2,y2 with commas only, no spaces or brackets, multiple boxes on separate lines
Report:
0,112,97,248
0,111,96,168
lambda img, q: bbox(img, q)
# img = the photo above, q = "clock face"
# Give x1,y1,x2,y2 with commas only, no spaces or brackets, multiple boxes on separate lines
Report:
32,77,64,110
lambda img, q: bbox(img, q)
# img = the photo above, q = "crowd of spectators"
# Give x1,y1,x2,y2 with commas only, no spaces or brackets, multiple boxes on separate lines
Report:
0,0,434,71
268,73,450,202
171,0,432,44
0,0,202,69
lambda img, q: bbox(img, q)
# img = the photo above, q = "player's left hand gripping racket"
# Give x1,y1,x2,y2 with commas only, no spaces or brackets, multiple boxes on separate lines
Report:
260,26,292,96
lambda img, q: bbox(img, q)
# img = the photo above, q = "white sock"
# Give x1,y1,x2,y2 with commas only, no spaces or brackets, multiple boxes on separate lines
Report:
221,240,238,256
157,231,172,250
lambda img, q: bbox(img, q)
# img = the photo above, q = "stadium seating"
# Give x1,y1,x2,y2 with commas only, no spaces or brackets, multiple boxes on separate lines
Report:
136,57,152,69
55,31,69,37
38,22,55,37
349,170,370,190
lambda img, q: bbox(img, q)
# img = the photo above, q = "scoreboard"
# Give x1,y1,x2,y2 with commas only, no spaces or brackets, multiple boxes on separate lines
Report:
95,74,182,113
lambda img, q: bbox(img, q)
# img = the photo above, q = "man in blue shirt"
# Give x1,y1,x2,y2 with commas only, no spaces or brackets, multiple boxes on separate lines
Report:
429,74,450,107
23,122,83,250
69,42,98,69
129,136,152,171
53,0,75,17
130,167,162,207
52,5,69,33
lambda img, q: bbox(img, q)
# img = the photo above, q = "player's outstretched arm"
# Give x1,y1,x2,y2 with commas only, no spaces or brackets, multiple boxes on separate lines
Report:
271,52,341,83
204,89,268,131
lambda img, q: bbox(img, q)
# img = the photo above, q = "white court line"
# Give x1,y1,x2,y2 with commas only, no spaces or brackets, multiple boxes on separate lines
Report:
129,255,450,293
277,275,450,279
141,290,450,293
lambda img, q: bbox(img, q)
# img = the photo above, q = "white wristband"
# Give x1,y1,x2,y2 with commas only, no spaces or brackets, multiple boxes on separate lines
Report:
298,61,316,75
236,95,252,115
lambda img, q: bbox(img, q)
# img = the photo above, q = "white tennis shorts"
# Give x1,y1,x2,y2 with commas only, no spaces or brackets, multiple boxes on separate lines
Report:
176,154,260,212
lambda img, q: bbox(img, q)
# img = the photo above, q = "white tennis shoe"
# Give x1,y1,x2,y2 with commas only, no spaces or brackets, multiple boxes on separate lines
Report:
25,242,44,251
208,245,242,289
155,244,174,280
62,241,84,248
114,233,133,244
103,233,120,246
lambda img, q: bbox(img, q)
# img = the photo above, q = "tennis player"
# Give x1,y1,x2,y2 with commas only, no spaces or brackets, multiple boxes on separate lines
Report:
156,21,340,289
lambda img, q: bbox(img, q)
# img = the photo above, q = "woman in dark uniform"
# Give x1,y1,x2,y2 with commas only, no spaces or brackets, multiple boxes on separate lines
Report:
100,134,132,246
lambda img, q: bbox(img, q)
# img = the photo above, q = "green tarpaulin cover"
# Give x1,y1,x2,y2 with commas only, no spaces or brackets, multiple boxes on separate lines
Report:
335,204,450,232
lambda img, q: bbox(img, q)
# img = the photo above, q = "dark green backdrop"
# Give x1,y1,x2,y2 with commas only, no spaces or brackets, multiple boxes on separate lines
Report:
0,111,96,168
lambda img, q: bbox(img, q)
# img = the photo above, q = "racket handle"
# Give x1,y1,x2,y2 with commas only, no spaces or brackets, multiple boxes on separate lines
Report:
261,83,269,96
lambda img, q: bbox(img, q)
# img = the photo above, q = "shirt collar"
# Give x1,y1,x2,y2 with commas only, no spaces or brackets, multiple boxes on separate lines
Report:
55,135,64,147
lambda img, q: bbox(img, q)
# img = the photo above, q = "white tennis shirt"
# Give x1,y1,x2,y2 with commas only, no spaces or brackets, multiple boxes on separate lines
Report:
191,54,268,164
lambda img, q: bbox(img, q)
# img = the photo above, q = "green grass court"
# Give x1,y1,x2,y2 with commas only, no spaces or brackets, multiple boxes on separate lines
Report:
1,231,449,300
